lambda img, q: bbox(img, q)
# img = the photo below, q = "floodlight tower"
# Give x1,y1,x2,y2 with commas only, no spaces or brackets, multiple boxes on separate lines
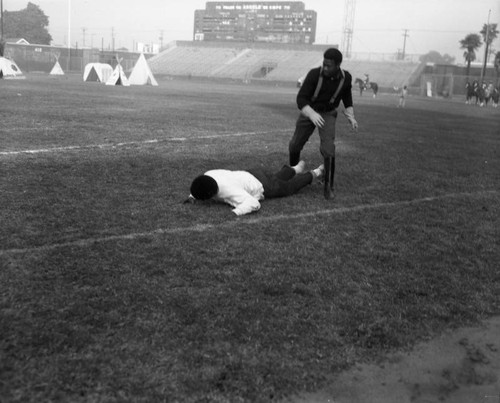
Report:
341,0,356,59
1,0,3,40
1,0,4,56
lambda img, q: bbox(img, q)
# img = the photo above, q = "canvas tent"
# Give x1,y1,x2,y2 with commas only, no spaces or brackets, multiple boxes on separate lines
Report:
49,60,64,75
106,63,130,86
0,57,25,79
128,53,158,86
83,63,113,83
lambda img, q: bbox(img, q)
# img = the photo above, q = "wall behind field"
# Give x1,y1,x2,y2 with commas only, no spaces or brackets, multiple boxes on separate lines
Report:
3,43,155,73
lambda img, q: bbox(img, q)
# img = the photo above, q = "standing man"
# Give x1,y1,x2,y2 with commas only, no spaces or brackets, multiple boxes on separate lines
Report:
289,48,358,200
398,85,408,108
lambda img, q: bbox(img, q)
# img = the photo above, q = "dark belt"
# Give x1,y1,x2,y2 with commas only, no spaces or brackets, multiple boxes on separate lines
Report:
312,103,336,113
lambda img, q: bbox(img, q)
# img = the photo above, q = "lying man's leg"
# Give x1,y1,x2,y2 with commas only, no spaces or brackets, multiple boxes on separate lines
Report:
273,161,305,181
264,172,314,198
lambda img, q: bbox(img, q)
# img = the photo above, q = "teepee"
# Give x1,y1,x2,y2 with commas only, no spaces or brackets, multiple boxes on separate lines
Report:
128,53,158,86
49,56,64,75
83,63,113,83
106,58,130,86
0,57,25,79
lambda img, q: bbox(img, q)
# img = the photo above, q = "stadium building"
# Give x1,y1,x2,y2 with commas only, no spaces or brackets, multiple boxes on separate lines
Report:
193,1,317,44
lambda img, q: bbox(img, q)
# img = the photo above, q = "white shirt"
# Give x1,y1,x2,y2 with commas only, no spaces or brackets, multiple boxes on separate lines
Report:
204,169,265,216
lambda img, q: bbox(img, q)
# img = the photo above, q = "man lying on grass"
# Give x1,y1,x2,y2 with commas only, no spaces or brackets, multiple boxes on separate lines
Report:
185,161,324,216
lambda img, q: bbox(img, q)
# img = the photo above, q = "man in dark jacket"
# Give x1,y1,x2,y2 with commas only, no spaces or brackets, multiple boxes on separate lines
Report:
289,48,358,199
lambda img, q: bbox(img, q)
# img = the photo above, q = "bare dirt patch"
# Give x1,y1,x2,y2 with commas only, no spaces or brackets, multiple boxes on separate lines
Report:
290,316,500,403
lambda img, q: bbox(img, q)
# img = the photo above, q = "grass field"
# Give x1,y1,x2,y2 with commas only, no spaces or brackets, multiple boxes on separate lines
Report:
1,74,499,402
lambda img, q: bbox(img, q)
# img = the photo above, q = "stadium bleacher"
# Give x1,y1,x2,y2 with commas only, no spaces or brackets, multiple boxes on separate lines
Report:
211,48,292,80
148,44,239,77
149,41,422,90
265,51,324,82
342,60,423,89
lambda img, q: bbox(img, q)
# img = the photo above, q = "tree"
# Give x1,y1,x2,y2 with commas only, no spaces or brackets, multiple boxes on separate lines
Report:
442,53,455,64
459,33,482,79
419,50,455,64
494,51,500,86
480,23,499,63
479,23,499,82
4,2,52,45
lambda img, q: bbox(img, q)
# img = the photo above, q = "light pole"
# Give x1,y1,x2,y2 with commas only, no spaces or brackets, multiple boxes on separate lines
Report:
67,0,71,71
1,0,3,39
1,0,4,57
480,9,491,84
402,29,409,60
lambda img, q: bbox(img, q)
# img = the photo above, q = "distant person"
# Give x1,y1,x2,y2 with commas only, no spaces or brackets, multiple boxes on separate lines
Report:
364,73,370,87
185,161,324,216
472,80,481,105
288,48,358,200
398,85,408,108
465,81,475,104
491,86,499,107
484,82,494,106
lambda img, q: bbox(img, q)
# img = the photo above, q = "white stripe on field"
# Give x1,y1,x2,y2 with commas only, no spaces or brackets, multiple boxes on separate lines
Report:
1,190,497,257
0,129,291,156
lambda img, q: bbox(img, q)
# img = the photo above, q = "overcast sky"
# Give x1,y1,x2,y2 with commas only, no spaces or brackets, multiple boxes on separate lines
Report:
5,0,500,61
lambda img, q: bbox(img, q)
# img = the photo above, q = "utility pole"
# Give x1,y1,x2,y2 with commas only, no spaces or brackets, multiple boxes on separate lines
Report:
480,9,491,83
159,30,164,50
111,27,115,51
0,0,3,39
1,0,4,57
401,29,409,60
67,0,71,71
82,27,86,47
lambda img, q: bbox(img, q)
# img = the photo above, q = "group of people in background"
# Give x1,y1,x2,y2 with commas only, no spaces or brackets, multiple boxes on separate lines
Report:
465,80,499,107
396,80,499,109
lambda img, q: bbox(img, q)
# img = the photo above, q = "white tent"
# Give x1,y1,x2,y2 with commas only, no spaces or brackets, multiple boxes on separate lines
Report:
0,57,25,79
128,53,158,86
49,60,64,75
83,63,113,83
106,63,130,86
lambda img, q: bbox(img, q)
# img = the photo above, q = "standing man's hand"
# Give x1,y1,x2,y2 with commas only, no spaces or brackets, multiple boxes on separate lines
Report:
343,106,358,133
301,105,325,128
349,118,358,132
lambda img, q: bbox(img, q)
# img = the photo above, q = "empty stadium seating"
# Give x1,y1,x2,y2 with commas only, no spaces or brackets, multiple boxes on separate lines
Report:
342,60,422,88
149,41,422,89
148,44,239,77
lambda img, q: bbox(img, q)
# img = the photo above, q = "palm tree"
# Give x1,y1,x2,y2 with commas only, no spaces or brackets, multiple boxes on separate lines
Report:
480,23,499,63
494,51,500,86
479,23,499,83
459,33,482,79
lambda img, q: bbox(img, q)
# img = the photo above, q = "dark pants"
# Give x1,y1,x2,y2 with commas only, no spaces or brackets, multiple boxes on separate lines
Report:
248,165,313,198
289,109,337,165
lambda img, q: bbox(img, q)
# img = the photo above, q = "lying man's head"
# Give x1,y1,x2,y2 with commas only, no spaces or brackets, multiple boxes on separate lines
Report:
190,175,219,200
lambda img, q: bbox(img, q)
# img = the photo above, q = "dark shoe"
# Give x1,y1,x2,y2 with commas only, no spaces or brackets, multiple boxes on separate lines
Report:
324,187,334,200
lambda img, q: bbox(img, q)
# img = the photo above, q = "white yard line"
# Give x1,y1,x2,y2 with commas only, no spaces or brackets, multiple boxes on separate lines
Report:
0,129,291,156
1,190,497,257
